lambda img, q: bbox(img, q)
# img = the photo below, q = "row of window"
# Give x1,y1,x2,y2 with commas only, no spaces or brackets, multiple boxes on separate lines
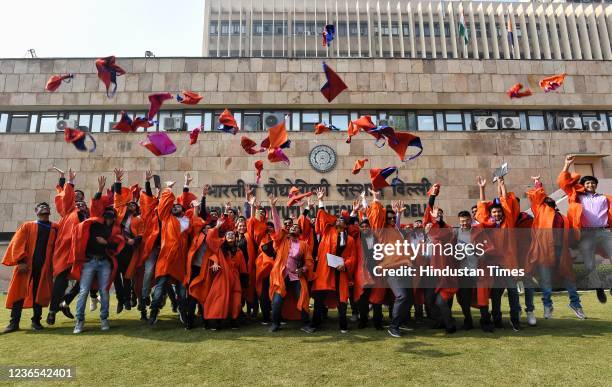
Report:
1,110,611,134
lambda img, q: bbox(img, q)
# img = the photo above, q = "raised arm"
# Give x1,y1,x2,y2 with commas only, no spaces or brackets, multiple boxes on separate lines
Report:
477,176,487,203
269,195,281,233
314,187,336,234
158,182,176,221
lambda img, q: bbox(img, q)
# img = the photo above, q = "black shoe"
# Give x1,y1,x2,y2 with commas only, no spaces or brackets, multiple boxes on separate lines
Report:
446,325,457,334
131,293,137,308
145,296,151,306
46,311,56,326
357,321,367,329
374,324,384,331
31,320,44,331
596,288,607,304
171,303,178,313
140,310,148,321
510,318,521,332
178,307,187,325
148,309,159,325
387,327,402,338
3,323,19,334
463,318,474,331
301,326,315,334
60,306,74,319
116,302,124,314
268,324,280,332
493,318,503,329
481,323,494,333
124,302,132,312
230,320,239,330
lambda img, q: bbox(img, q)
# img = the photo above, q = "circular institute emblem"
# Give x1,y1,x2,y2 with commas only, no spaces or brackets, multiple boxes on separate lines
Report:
309,145,337,173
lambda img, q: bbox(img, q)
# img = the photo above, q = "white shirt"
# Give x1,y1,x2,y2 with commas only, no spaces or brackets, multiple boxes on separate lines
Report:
178,216,190,233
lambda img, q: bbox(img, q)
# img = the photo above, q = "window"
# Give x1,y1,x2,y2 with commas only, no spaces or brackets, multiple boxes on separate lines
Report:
39,114,57,133
0,113,9,133
407,112,417,131
209,24,218,35
387,113,407,131
103,113,116,132
463,112,473,131
159,112,172,131
581,112,599,129
203,112,212,131
9,114,29,133
184,113,202,131
291,112,300,132
301,111,320,132
78,113,91,129
527,112,546,131
331,112,349,131
417,111,434,131
445,112,463,131
243,112,261,132
29,114,38,132
91,114,103,133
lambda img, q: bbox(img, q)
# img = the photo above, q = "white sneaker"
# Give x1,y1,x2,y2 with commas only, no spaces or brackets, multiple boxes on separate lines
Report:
350,313,359,323
90,297,99,312
543,305,553,319
340,329,348,334
73,320,84,334
569,304,586,320
526,311,537,326
100,319,110,331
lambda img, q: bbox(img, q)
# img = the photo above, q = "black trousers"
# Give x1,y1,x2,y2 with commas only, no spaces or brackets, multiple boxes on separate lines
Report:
11,263,43,325
311,274,347,330
50,269,72,312
186,265,202,326
358,288,383,328
259,278,271,322
113,247,132,304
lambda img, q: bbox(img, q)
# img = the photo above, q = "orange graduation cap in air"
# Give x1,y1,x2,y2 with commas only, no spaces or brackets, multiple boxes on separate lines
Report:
507,83,532,99
218,108,239,134
352,159,368,175
315,122,339,135
147,92,173,120
64,127,97,153
262,121,291,165
539,73,566,93
45,74,74,92
345,115,376,143
287,186,313,206
189,126,201,145
241,136,265,155
370,166,398,191
254,160,264,184
176,91,203,105
95,56,126,98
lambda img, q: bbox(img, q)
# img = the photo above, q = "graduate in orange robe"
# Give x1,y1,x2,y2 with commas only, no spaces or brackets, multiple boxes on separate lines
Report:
47,168,88,325
267,196,314,332
110,168,145,314
309,188,356,333
475,175,522,331
148,174,197,326
526,176,585,320
3,202,59,333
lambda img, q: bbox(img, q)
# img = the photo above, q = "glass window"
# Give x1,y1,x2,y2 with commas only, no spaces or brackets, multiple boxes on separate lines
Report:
9,114,29,133
407,112,417,131
417,111,434,131
133,112,149,132
243,113,261,132
302,111,319,132
463,113,473,131
350,111,359,121
291,111,300,131
519,112,527,131
103,113,116,132
38,114,57,133
184,114,202,131
435,112,444,131
0,113,8,133
29,114,38,132
581,112,598,128
445,111,463,131
203,112,212,131
78,113,91,129
331,112,349,131
388,112,407,131
159,112,172,131
91,114,103,133
528,113,545,131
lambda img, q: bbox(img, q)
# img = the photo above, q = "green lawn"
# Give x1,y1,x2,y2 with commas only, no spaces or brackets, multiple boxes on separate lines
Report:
1,292,611,386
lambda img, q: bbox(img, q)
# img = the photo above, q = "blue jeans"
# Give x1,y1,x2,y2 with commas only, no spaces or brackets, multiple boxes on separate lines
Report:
76,259,111,321
524,287,535,313
539,265,582,309
272,278,309,326
141,246,159,300
151,275,185,311
578,228,612,289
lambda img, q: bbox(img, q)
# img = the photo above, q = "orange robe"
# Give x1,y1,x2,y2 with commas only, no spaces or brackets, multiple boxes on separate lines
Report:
200,228,247,320
268,230,314,315
51,182,78,277
70,218,125,291
2,221,59,308
312,208,356,304
364,201,389,304
255,234,275,297
155,190,191,283
526,186,575,281
111,187,144,279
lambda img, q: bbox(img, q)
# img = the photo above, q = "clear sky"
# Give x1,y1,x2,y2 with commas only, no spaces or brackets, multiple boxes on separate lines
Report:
0,0,204,58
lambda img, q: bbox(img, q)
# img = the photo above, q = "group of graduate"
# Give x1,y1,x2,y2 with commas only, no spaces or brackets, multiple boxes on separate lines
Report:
2,155,611,337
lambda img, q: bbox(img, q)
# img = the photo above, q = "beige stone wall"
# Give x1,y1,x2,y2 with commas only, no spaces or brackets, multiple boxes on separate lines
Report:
0,57,611,231
1,57,612,109
0,130,610,232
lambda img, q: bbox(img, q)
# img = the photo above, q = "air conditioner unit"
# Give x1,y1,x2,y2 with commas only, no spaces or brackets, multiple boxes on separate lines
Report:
162,117,184,131
501,117,521,130
56,119,78,131
559,117,579,130
476,116,498,130
587,120,604,132
263,112,286,129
